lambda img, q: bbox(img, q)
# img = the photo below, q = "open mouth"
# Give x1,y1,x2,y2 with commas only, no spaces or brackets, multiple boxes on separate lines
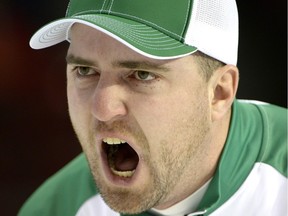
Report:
103,138,139,178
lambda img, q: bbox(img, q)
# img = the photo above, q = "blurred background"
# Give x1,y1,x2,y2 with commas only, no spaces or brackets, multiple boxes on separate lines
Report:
0,0,286,215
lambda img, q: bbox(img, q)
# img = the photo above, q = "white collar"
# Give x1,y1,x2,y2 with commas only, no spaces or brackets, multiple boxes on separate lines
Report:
149,179,212,216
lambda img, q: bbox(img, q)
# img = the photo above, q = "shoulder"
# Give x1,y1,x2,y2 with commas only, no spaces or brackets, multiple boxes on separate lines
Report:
202,100,287,215
237,100,287,177
18,153,98,216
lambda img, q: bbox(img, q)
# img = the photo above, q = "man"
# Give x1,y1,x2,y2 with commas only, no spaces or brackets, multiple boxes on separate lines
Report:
19,0,287,215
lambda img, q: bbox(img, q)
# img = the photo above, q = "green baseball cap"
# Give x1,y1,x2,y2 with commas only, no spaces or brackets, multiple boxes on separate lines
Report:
30,0,239,65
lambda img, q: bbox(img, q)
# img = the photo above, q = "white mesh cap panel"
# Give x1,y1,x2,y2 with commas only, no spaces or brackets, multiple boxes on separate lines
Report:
184,0,238,65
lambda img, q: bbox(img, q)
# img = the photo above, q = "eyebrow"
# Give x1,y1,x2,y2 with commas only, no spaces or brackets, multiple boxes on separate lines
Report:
66,54,171,72
113,61,171,72
66,54,96,66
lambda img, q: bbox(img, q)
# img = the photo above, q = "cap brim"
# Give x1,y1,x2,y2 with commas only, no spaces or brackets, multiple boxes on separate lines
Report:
30,14,197,60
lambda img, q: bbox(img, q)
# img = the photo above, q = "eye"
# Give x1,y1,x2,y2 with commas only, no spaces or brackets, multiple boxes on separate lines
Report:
133,71,156,81
74,66,97,77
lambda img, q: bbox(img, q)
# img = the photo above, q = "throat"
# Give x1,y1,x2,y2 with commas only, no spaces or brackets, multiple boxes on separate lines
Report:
107,143,139,177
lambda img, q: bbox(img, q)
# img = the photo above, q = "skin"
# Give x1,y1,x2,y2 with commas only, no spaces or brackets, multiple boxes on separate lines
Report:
66,24,239,214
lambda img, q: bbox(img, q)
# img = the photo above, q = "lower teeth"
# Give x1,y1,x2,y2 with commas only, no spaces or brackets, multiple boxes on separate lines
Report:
110,167,135,178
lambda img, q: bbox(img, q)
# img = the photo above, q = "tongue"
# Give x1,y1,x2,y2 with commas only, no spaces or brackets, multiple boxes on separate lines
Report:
114,144,139,171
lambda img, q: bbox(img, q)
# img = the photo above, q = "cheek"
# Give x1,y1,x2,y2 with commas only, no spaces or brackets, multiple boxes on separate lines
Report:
67,76,94,111
130,94,188,143
67,86,95,151
67,83,92,131
67,85,80,118
132,87,210,146
67,89,82,137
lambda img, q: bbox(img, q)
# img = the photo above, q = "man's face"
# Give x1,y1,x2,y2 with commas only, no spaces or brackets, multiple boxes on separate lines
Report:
67,24,214,213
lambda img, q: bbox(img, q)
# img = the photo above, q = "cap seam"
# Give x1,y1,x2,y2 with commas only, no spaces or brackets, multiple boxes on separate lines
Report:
65,0,72,17
180,0,192,38
100,0,108,13
108,0,115,14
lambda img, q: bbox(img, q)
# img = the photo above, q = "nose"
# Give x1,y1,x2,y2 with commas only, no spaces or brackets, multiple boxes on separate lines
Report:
91,80,128,123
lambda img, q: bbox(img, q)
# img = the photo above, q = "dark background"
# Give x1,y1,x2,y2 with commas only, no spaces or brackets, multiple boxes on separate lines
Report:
0,0,286,215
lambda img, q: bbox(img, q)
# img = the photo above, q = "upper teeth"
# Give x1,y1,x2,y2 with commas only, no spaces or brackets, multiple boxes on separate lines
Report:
103,137,126,145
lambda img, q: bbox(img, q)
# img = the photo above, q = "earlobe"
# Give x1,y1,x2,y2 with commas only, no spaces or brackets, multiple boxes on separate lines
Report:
210,65,239,121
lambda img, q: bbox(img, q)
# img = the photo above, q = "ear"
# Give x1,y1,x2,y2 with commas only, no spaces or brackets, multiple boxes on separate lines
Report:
209,65,239,121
